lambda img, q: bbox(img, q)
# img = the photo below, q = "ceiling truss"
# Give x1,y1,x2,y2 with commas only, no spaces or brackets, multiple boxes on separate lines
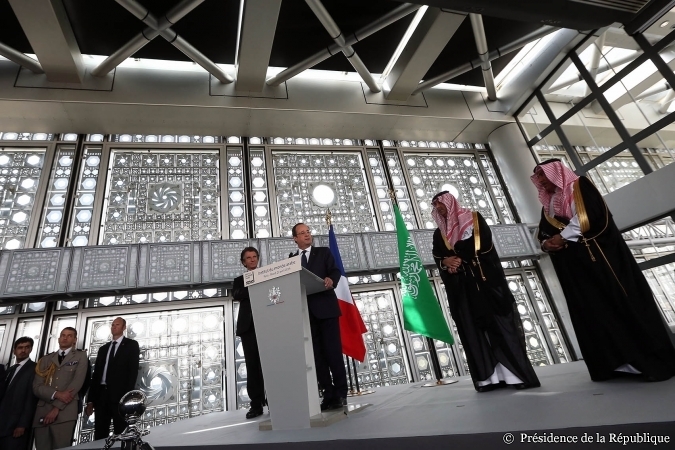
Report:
384,7,466,101
305,0,381,92
266,2,420,87
2,0,657,105
8,0,84,82
235,0,283,91
93,0,233,83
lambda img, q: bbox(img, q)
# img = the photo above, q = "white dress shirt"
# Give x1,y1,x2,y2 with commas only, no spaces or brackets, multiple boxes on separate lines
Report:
298,245,313,263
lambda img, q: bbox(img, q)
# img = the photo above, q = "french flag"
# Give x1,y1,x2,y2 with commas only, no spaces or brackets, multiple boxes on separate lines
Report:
329,225,368,362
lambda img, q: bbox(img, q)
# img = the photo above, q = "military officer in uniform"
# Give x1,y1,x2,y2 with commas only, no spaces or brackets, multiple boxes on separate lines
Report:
33,327,89,450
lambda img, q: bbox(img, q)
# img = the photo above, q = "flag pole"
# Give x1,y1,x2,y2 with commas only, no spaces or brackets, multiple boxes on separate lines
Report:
424,337,457,387
351,358,361,393
328,209,356,393
326,208,375,397
387,189,458,388
345,354,355,394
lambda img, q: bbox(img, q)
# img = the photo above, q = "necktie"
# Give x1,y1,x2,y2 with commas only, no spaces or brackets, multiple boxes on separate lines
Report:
301,250,308,268
105,341,117,381
58,351,65,364
5,364,18,383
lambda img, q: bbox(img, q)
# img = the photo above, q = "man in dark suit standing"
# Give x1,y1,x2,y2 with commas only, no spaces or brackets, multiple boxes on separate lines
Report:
291,222,347,411
0,337,38,450
233,246,267,419
85,317,140,444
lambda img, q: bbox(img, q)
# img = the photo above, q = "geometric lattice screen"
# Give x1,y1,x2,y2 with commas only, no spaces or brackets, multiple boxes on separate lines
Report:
270,151,378,235
401,152,510,229
36,146,76,248
350,289,411,390
100,150,221,245
0,149,46,249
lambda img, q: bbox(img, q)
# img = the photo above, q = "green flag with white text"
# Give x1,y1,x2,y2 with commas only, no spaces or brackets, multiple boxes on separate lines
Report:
395,204,454,344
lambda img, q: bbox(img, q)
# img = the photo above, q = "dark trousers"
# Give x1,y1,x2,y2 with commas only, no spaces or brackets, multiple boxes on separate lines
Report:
0,433,30,450
240,324,266,409
94,386,128,441
309,314,347,401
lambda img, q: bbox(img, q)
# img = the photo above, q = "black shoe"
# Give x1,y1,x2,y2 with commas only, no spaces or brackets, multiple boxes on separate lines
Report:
246,407,264,419
327,397,346,411
512,383,529,390
644,375,663,382
320,398,334,411
476,384,497,393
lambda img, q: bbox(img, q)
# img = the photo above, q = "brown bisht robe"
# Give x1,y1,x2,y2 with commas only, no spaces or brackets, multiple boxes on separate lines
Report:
434,211,541,391
537,175,675,381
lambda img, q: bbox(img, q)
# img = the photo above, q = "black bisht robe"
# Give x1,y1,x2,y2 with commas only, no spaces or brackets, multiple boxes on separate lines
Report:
433,212,541,390
537,176,675,381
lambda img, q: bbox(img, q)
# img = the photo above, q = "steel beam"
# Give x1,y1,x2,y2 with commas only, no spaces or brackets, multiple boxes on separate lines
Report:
93,0,233,83
8,0,84,82
266,3,419,87
588,32,606,81
385,8,466,101
658,89,675,113
500,28,604,116
235,0,282,92
93,0,205,77
0,41,44,74
593,50,675,113
413,25,556,95
635,81,670,100
469,14,496,101
165,34,233,84
117,0,158,28
548,52,638,92
92,33,158,77
306,0,380,93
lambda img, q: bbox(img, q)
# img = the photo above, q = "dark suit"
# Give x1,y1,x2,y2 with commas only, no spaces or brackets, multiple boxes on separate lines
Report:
0,360,38,450
88,337,140,441
233,274,266,409
292,246,347,402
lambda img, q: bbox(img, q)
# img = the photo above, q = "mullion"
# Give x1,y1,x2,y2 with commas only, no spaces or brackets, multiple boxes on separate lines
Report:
570,52,653,175
535,90,585,172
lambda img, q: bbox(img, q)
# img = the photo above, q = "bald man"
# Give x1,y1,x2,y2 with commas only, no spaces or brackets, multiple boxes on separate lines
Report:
86,318,140,443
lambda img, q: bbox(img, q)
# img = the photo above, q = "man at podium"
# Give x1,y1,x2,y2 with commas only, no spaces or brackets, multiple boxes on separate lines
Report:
291,223,348,411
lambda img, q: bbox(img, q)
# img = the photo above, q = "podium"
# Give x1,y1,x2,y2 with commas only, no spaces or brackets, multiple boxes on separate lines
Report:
244,255,326,430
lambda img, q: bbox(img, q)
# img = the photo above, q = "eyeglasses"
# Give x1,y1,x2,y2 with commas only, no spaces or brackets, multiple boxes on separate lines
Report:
295,230,311,236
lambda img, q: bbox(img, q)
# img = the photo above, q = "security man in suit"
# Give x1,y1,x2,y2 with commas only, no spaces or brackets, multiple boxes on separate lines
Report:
86,317,140,444
33,327,89,450
233,246,267,419
0,337,38,450
291,222,348,411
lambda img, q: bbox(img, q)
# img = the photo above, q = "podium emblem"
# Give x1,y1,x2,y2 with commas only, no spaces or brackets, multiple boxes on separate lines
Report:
268,286,284,306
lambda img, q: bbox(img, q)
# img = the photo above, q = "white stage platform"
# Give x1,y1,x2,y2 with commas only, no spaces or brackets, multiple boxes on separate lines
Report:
70,361,675,450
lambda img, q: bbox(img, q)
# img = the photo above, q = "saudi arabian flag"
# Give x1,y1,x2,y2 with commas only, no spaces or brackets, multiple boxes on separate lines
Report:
395,204,454,344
